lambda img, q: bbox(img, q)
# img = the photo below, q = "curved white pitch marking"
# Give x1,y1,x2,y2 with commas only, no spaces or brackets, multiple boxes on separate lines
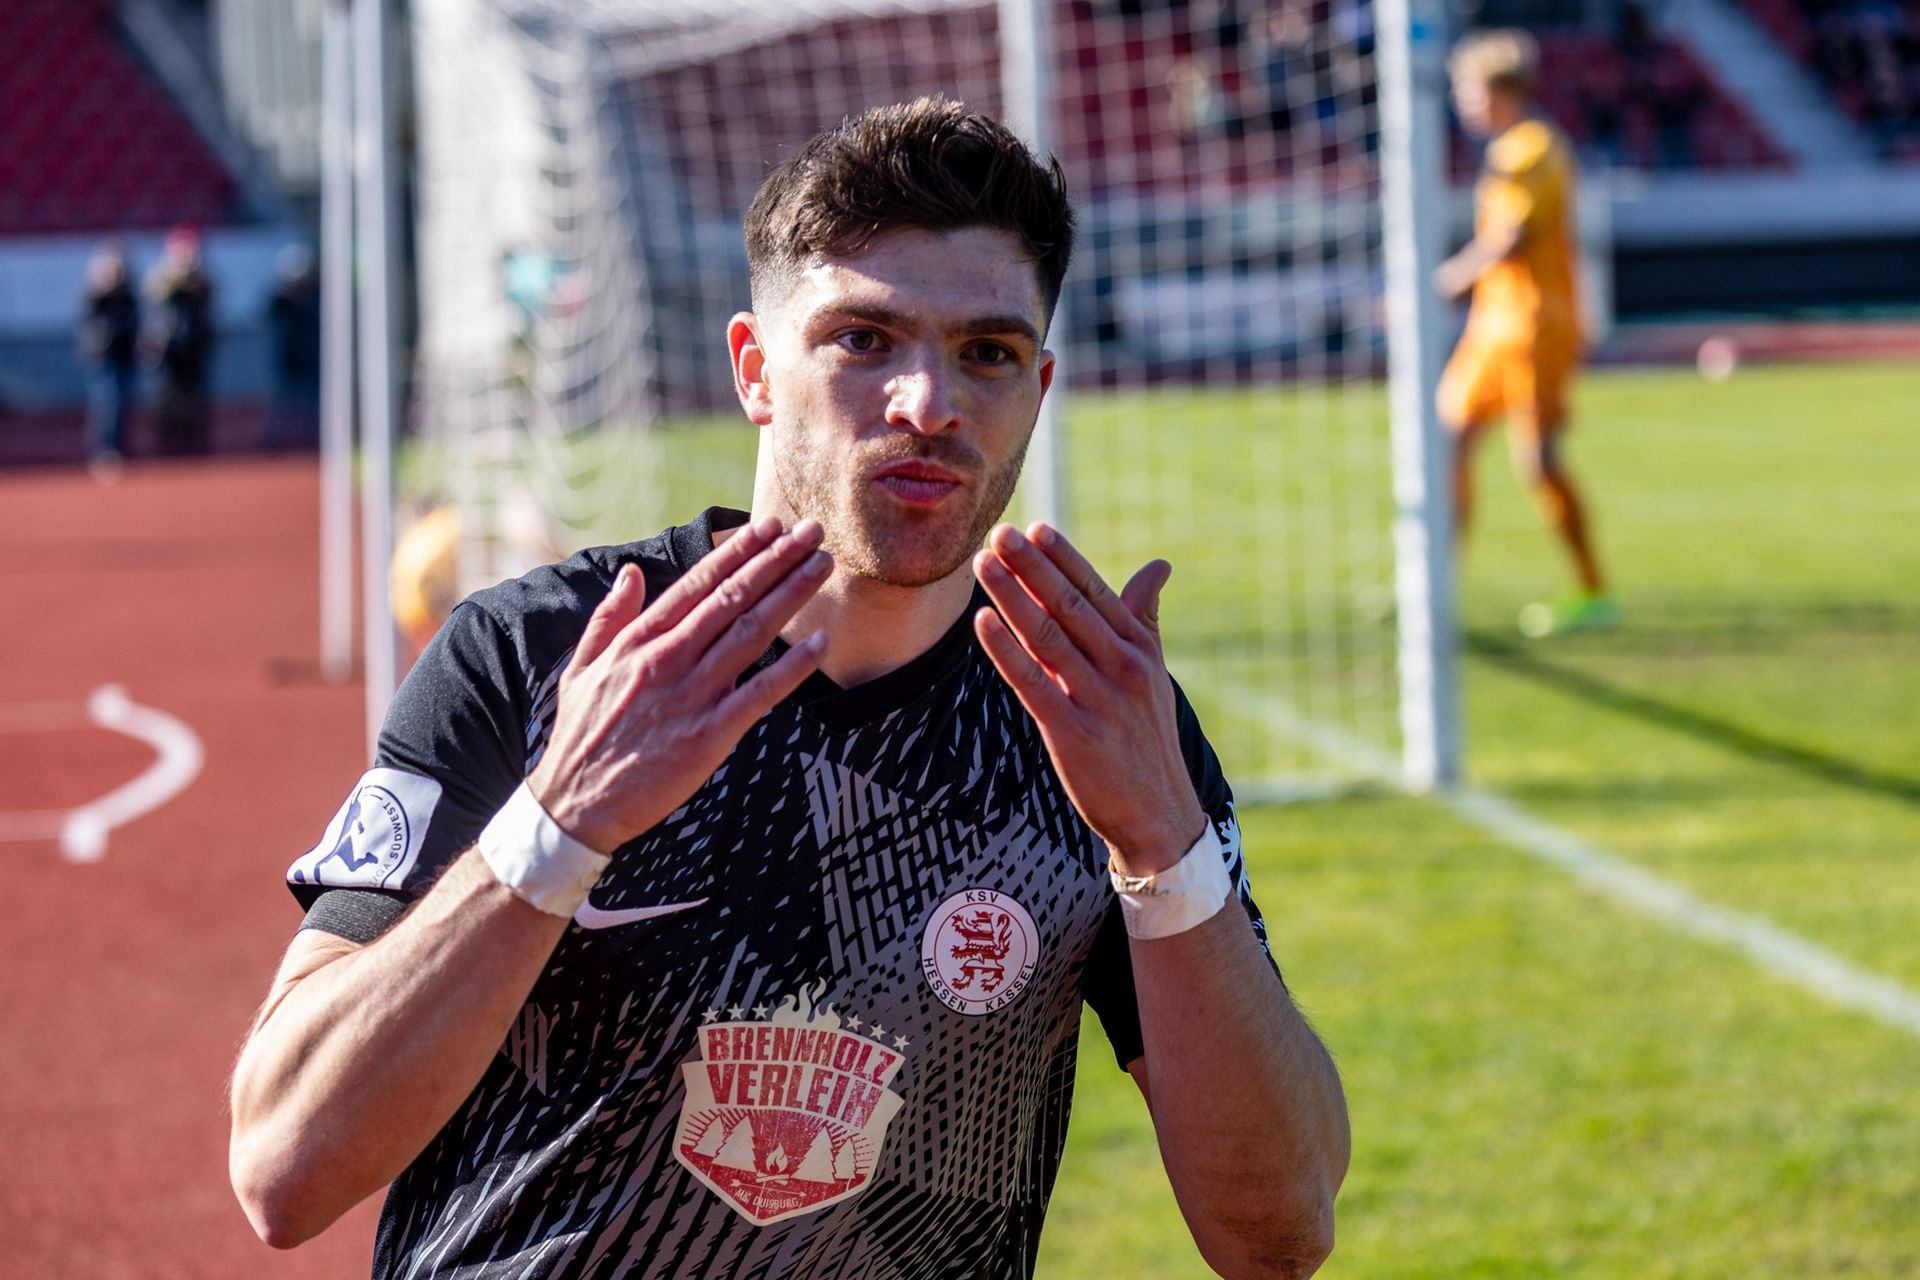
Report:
56,685,204,863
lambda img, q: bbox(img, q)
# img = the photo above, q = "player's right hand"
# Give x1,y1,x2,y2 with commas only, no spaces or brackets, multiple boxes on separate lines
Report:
526,517,831,853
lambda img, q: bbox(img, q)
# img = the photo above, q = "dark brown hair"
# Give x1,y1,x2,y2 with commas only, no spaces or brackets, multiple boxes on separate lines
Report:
744,97,1075,324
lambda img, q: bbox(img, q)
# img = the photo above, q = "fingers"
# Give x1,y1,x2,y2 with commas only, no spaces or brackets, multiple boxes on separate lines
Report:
979,524,1134,675
663,522,828,678
973,607,1074,724
573,563,647,671
687,545,833,693
1025,523,1149,643
715,629,829,737
973,546,1098,695
625,515,789,648
1120,559,1172,634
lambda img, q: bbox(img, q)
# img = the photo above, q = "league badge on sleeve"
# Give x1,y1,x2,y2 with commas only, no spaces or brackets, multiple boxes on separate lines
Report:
287,768,442,891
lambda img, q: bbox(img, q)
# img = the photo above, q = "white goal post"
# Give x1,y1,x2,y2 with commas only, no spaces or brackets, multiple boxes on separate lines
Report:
398,0,1459,797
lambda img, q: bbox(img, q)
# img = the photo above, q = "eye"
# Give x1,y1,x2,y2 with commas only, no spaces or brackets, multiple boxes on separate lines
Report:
836,328,886,355
968,341,1018,367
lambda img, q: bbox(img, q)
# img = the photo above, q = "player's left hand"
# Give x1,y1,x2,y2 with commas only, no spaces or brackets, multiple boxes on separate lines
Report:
972,522,1208,878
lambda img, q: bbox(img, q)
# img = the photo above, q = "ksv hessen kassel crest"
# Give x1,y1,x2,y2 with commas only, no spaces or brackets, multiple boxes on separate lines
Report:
674,985,907,1226
921,888,1039,1016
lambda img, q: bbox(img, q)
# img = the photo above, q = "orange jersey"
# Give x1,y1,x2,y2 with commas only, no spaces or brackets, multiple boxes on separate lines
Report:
1466,118,1582,350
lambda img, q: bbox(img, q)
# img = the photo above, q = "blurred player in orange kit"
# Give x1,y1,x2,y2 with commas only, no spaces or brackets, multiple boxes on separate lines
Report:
1437,29,1617,638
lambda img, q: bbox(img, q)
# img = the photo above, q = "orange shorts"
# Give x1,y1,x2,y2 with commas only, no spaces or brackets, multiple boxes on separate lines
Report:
1437,336,1579,439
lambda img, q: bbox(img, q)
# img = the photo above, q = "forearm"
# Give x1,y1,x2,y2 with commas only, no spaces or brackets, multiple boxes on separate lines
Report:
966,526,1350,1270
229,849,569,1246
1131,904,1350,1278
229,519,831,1247
1437,226,1524,301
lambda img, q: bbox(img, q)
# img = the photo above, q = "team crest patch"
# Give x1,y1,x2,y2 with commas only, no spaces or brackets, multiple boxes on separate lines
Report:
287,768,440,891
675,985,907,1226
920,888,1040,1016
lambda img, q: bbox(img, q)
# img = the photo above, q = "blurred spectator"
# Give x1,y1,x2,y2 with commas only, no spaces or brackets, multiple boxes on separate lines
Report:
77,242,140,469
1169,55,1229,137
1247,3,1319,134
264,245,321,451
144,226,216,456
1172,0,1377,153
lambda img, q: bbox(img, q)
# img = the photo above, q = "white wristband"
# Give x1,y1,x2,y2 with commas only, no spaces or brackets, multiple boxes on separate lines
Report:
1110,824,1234,940
477,782,611,917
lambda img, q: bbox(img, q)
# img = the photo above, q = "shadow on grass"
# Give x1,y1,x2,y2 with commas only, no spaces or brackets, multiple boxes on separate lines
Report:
1464,629,1920,809
1460,600,1920,658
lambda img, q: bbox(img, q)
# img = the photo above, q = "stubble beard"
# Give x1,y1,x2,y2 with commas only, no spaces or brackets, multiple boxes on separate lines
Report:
774,427,1029,588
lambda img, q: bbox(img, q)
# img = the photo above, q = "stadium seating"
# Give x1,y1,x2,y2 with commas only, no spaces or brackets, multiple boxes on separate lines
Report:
1055,3,1790,191
629,0,1788,208
1534,28,1790,169
1735,0,1920,159
0,0,238,235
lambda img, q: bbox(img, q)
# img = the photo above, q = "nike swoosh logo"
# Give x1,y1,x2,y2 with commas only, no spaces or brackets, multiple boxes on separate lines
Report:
572,897,708,930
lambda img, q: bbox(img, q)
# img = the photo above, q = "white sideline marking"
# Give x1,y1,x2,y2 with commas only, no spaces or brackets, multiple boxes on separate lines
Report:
1232,683,1920,1040
1446,788,1920,1038
0,686,204,863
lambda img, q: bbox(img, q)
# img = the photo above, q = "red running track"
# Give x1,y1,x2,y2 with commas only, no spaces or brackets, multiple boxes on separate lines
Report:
0,457,378,1276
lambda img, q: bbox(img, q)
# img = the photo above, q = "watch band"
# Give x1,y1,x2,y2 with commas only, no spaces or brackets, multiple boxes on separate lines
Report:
1110,824,1233,939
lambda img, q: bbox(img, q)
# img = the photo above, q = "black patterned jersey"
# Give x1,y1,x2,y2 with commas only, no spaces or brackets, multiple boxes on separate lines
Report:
287,508,1269,1279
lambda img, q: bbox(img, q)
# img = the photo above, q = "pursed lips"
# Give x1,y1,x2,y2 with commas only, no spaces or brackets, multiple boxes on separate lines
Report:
871,460,967,505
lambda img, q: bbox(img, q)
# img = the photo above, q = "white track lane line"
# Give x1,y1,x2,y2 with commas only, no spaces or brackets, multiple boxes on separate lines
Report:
0,810,65,842
0,699,91,731
1230,682,1920,1040
0,686,204,862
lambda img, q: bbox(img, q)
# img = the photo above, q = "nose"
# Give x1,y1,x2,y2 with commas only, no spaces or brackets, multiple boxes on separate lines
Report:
884,361,961,436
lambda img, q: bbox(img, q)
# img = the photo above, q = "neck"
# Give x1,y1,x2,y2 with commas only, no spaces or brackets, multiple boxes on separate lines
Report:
778,560,976,688
743,456,979,688
1488,98,1527,135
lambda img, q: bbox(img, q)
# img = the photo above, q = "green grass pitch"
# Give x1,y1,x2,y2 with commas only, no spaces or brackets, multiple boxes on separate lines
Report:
1038,360,1920,1278
411,358,1918,1275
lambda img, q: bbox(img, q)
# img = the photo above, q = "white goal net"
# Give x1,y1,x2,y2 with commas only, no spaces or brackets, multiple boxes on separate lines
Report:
411,0,1446,799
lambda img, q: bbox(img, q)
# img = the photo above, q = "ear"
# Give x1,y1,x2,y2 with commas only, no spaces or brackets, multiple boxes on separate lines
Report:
728,312,774,427
1037,349,1056,401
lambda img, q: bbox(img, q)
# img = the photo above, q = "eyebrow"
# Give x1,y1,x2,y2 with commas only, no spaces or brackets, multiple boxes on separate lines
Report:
815,304,1041,347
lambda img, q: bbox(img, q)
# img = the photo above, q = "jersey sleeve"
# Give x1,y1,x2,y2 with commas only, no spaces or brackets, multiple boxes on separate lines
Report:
286,600,534,942
1081,678,1277,1071
1479,125,1555,240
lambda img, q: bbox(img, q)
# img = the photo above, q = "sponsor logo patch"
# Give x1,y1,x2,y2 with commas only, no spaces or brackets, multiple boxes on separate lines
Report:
288,768,441,891
675,985,907,1226
920,888,1039,1016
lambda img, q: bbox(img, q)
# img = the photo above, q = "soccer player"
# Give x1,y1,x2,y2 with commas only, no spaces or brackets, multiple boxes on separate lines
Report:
1438,30,1618,637
230,100,1349,1278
